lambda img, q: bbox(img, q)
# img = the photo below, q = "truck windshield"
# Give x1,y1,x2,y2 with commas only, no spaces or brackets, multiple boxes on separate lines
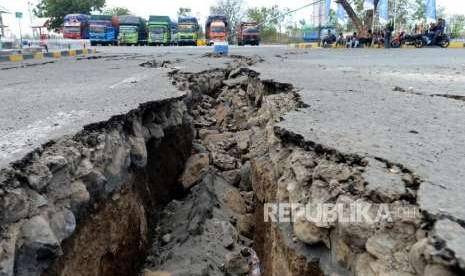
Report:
149,26,165,34
245,27,258,33
64,26,81,34
178,25,197,33
120,26,137,33
212,26,225,33
90,26,105,33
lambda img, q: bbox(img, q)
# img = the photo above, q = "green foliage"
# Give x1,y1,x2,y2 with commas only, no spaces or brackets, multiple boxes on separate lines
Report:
103,6,131,16
35,0,105,30
450,14,465,39
177,7,192,17
410,0,425,22
246,5,291,42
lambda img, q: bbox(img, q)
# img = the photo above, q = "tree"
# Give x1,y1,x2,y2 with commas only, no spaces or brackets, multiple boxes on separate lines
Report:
335,0,380,35
103,6,131,16
246,5,288,42
449,14,465,39
177,7,192,17
210,0,244,40
35,0,105,30
410,0,425,22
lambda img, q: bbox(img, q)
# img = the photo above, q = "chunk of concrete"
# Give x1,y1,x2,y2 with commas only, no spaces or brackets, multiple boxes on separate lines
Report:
363,158,406,202
431,219,465,270
424,264,458,276
181,153,210,189
293,211,329,245
15,216,62,276
224,252,249,275
366,233,398,259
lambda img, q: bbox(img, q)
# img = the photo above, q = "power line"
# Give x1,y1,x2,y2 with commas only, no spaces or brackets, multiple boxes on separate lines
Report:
258,0,326,28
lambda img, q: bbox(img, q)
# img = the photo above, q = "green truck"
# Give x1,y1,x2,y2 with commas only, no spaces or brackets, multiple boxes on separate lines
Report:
177,16,199,46
148,15,171,46
118,16,147,45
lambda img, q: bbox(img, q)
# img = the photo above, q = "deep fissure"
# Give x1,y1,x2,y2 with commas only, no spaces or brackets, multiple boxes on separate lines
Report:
1,55,463,276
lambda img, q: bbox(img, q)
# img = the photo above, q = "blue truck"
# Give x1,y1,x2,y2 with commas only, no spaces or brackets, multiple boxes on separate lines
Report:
89,15,119,46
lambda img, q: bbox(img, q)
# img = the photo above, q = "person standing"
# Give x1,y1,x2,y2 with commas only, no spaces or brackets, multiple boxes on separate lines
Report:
384,20,394,48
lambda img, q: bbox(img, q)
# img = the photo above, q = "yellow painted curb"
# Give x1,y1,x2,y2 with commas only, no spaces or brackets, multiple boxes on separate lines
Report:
450,42,465,48
289,43,320,49
68,50,77,56
82,49,89,55
9,54,24,62
197,39,206,46
33,53,44,59
52,52,61,58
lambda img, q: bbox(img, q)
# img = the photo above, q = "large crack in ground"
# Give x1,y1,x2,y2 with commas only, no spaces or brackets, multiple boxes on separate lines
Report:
1,54,464,276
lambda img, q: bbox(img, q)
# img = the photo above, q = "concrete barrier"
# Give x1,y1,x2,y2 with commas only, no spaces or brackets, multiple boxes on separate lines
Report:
0,49,97,62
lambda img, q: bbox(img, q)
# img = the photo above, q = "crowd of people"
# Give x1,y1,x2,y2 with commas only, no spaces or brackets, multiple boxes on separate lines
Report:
320,18,447,48
322,30,385,48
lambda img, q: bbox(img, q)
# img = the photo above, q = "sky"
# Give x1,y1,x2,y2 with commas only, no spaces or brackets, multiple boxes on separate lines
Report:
1,0,465,37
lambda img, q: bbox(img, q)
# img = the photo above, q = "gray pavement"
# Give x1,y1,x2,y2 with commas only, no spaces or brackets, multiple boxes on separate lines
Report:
1,45,465,232
253,48,465,226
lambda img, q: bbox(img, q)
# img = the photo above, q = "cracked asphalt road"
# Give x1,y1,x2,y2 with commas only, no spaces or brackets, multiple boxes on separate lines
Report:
1,46,465,248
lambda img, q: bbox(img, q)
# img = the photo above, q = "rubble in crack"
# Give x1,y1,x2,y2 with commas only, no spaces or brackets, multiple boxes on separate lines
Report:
142,57,302,276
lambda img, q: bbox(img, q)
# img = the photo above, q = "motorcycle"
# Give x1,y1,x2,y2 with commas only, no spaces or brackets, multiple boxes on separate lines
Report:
414,33,450,48
390,32,423,48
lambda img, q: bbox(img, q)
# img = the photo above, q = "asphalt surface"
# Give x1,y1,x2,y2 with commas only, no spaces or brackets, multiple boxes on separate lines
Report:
253,48,465,226
1,45,465,240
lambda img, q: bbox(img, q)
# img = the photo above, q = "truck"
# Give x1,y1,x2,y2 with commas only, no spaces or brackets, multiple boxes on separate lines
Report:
63,14,89,39
89,15,119,46
177,16,199,46
147,16,171,46
206,15,228,45
237,22,260,46
118,15,147,46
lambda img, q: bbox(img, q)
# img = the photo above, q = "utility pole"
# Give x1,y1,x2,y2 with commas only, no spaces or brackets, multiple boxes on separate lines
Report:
318,2,322,46
0,12,4,38
16,12,23,47
393,0,398,33
28,1,37,39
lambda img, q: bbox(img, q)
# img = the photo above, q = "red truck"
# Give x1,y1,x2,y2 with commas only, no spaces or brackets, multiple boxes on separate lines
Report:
63,14,90,39
237,22,260,46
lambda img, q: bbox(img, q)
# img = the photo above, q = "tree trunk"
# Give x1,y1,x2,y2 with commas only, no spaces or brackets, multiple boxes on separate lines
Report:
365,0,380,33
336,0,379,36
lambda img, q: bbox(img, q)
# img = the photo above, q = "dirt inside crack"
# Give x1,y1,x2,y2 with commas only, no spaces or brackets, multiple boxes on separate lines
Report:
1,55,463,276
